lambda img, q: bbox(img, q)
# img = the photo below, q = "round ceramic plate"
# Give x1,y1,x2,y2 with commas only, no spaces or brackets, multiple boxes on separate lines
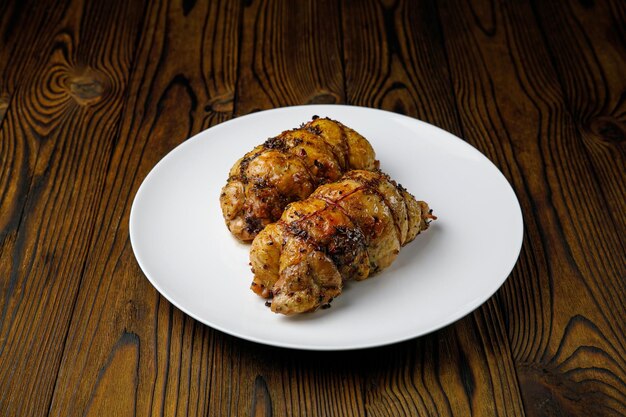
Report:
129,105,523,350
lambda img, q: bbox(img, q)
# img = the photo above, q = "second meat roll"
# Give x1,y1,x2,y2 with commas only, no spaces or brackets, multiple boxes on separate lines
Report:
250,170,435,315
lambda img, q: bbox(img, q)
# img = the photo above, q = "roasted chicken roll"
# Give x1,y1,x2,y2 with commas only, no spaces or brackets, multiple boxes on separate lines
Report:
220,117,377,241
250,170,436,315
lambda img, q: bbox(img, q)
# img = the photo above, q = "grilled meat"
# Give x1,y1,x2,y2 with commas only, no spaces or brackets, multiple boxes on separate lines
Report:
220,117,377,241
249,170,435,315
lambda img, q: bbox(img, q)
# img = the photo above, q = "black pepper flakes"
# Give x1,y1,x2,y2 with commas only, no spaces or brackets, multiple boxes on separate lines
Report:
307,125,322,135
244,216,264,234
263,136,288,151
327,225,366,267
287,223,309,240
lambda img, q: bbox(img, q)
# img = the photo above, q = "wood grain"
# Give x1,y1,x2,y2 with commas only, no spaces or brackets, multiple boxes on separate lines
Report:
527,1,626,414
235,0,346,115
0,0,73,247
342,0,460,129
531,0,626,266
45,0,242,416
0,1,148,416
436,0,626,415
341,0,525,415
1,0,624,416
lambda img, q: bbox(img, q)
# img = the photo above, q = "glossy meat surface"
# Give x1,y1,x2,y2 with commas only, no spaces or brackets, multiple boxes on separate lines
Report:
220,118,377,241
250,170,435,315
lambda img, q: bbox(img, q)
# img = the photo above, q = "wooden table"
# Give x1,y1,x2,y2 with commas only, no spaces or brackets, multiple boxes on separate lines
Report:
1,0,624,415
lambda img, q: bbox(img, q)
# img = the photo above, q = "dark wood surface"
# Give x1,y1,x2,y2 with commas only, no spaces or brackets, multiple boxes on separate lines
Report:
0,0,624,415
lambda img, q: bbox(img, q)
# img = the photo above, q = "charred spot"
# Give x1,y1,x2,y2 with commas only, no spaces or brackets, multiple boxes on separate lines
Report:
292,138,303,146
306,125,322,135
287,223,310,240
244,216,264,234
264,301,272,307
313,159,324,169
263,136,288,151
327,226,366,267
312,114,319,120
277,193,289,205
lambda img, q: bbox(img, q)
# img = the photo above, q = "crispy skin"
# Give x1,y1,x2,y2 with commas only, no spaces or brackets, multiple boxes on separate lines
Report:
250,170,435,315
220,118,377,241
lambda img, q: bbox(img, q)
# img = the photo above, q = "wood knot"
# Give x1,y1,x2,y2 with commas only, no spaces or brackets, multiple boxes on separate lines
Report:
66,71,105,105
206,92,234,113
306,91,339,104
588,116,625,143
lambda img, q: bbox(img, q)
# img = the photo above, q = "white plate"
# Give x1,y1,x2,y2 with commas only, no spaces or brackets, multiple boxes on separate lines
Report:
130,105,523,350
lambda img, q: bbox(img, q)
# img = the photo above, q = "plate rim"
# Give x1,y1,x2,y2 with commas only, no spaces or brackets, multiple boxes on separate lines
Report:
129,104,524,351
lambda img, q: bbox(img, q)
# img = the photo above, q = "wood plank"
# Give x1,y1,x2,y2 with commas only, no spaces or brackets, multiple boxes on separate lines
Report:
0,0,74,243
0,0,148,415
0,0,28,235
530,0,626,272
46,0,243,416
235,0,345,116
0,0,61,94
435,0,626,415
525,1,626,415
342,0,460,129
341,0,525,415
